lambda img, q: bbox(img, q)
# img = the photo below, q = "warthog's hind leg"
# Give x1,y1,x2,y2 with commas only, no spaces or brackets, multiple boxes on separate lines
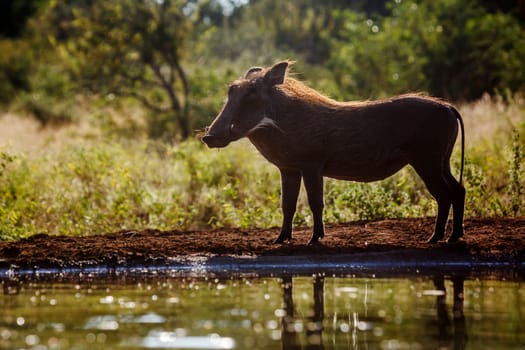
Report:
447,176,466,243
417,162,465,244
427,199,451,244
413,162,454,244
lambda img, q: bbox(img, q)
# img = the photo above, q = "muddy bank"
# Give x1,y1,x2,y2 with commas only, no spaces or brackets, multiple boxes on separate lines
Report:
1,218,524,278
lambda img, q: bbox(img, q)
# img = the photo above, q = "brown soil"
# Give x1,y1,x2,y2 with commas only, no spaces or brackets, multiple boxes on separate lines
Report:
1,217,524,271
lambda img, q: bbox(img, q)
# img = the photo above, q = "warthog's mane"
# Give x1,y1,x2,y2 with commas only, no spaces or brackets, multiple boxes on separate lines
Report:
278,77,449,111
235,62,450,116
269,64,449,111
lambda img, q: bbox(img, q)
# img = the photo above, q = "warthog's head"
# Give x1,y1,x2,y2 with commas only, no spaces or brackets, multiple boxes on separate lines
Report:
202,61,289,148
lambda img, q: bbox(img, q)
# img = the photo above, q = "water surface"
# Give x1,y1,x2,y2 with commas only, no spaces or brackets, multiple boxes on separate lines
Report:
1,273,524,349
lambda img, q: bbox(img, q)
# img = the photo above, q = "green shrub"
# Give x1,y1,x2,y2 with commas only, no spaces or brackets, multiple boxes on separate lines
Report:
0,40,32,104
328,0,525,101
507,128,524,216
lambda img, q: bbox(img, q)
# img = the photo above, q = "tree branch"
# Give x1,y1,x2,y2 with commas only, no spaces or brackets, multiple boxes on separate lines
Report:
123,90,170,114
150,62,181,113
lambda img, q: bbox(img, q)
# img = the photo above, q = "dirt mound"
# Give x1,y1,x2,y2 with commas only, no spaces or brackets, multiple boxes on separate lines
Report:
1,218,524,271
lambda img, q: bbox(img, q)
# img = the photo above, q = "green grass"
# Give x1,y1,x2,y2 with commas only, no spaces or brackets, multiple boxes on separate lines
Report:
0,95,524,240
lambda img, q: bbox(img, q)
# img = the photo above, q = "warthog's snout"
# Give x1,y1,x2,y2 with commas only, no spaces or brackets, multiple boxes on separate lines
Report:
201,131,230,148
201,134,218,147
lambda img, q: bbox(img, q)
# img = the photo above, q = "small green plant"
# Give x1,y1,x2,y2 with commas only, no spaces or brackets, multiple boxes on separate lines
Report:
0,149,33,240
508,128,524,215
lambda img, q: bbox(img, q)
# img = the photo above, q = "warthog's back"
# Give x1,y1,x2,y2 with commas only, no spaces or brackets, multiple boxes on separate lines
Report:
319,95,459,181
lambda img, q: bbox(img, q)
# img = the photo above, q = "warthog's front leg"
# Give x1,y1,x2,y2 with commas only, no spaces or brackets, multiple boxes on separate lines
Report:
275,168,301,243
302,167,325,244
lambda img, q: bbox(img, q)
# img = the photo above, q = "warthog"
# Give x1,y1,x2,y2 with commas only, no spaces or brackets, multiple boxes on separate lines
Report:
202,61,465,244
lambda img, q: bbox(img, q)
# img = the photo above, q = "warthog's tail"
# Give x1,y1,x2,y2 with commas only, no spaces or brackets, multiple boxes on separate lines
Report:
451,106,465,184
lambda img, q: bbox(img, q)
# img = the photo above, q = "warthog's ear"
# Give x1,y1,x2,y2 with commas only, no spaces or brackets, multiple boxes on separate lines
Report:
264,61,289,86
244,67,263,79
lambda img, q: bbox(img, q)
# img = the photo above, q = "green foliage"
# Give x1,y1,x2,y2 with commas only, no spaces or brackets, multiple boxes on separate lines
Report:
426,2,525,100
324,169,434,223
0,40,32,104
508,128,524,215
16,95,74,126
187,66,237,131
44,0,193,139
0,140,280,239
0,149,33,240
328,0,525,100
1,0,525,241
161,139,283,229
459,120,525,217
4,0,525,133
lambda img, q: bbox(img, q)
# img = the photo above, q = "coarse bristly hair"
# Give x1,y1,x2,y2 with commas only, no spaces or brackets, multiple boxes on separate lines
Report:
271,63,449,111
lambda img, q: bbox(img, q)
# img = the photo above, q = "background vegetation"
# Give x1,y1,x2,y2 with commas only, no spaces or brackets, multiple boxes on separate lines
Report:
0,0,524,239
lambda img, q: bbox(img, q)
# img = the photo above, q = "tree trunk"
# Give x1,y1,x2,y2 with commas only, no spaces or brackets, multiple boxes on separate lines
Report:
174,60,190,139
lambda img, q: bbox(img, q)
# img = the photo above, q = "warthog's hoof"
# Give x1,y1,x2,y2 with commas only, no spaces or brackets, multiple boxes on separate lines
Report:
307,237,323,245
274,233,292,244
426,236,443,244
447,234,464,243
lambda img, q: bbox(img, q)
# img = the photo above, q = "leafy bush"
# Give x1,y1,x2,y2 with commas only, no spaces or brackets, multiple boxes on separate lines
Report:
328,0,525,101
0,40,32,104
508,128,524,215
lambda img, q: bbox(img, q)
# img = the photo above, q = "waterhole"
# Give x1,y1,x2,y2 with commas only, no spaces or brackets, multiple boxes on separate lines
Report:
1,271,524,349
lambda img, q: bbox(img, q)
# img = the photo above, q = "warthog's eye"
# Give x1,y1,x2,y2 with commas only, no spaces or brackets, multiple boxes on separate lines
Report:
230,123,235,132
228,84,238,96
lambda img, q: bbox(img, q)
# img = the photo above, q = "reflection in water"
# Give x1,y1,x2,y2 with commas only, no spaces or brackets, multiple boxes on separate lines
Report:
136,331,235,349
280,275,469,350
281,276,325,349
1,273,524,349
432,275,468,350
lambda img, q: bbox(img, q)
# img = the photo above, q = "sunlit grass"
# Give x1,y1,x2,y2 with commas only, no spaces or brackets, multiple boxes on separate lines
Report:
0,95,523,240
